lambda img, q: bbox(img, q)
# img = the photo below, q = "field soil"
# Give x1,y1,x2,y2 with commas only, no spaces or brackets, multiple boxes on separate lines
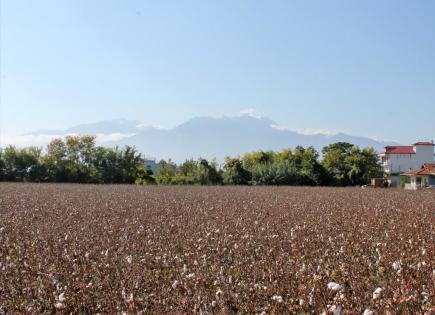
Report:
0,183,433,314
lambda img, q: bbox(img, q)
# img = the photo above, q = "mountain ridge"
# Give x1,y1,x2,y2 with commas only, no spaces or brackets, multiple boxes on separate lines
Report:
20,115,396,162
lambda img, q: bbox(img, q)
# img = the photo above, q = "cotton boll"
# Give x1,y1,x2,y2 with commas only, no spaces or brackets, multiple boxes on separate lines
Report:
272,295,283,303
330,305,342,315
372,287,382,300
55,302,65,309
172,280,178,289
138,224,144,233
392,260,401,270
363,309,374,315
127,293,133,302
58,292,66,302
327,282,342,292
215,289,223,299
421,291,429,302
126,255,133,264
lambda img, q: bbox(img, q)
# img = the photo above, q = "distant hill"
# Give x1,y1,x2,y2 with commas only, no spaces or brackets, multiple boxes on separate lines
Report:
22,115,396,162
24,118,142,135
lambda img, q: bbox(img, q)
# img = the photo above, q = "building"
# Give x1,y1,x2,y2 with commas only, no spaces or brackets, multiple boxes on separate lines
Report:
402,163,435,190
379,141,434,186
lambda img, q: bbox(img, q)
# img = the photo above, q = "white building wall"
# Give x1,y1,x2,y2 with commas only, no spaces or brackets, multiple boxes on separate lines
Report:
383,144,434,174
414,145,435,165
388,154,417,173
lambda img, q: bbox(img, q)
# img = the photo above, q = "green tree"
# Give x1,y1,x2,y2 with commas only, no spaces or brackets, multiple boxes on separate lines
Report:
322,142,381,186
44,136,145,184
44,138,68,182
275,148,293,162
119,146,144,183
135,165,155,185
222,157,251,185
1,146,46,181
360,147,383,183
321,142,354,186
295,146,328,185
92,146,122,183
64,135,98,182
26,147,47,182
44,136,98,182
0,148,4,181
154,160,177,185
195,158,222,185
242,150,275,168
173,159,197,184
250,160,300,185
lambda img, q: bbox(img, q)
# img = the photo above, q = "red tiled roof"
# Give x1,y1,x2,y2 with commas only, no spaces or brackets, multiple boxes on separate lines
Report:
403,163,435,176
413,141,434,146
383,146,415,154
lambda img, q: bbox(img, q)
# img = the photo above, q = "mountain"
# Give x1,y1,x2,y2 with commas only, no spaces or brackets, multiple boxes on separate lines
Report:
21,115,395,162
25,118,142,135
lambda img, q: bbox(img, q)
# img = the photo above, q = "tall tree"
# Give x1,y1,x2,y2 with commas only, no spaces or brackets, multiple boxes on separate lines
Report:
1,146,46,181
322,142,381,186
222,157,251,185
195,158,222,185
154,160,177,185
0,148,4,181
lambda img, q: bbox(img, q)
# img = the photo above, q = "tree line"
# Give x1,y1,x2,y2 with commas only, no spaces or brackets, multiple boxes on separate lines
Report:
0,136,382,186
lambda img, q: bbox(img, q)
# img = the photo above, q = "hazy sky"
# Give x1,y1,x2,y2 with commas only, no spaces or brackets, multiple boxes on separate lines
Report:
1,0,434,143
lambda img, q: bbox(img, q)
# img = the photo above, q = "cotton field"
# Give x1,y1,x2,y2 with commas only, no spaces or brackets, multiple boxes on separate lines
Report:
0,183,433,314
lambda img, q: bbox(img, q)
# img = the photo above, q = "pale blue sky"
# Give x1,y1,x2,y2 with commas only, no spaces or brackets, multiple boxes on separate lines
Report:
1,0,434,143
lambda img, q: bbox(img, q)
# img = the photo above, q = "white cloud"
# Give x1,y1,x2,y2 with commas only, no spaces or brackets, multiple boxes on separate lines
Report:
153,125,169,131
203,115,225,119
365,135,397,143
135,123,148,130
0,134,64,147
271,124,340,136
271,124,395,142
0,133,135,147
238,108,264,119
135,123,168,131
95,133,135,143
